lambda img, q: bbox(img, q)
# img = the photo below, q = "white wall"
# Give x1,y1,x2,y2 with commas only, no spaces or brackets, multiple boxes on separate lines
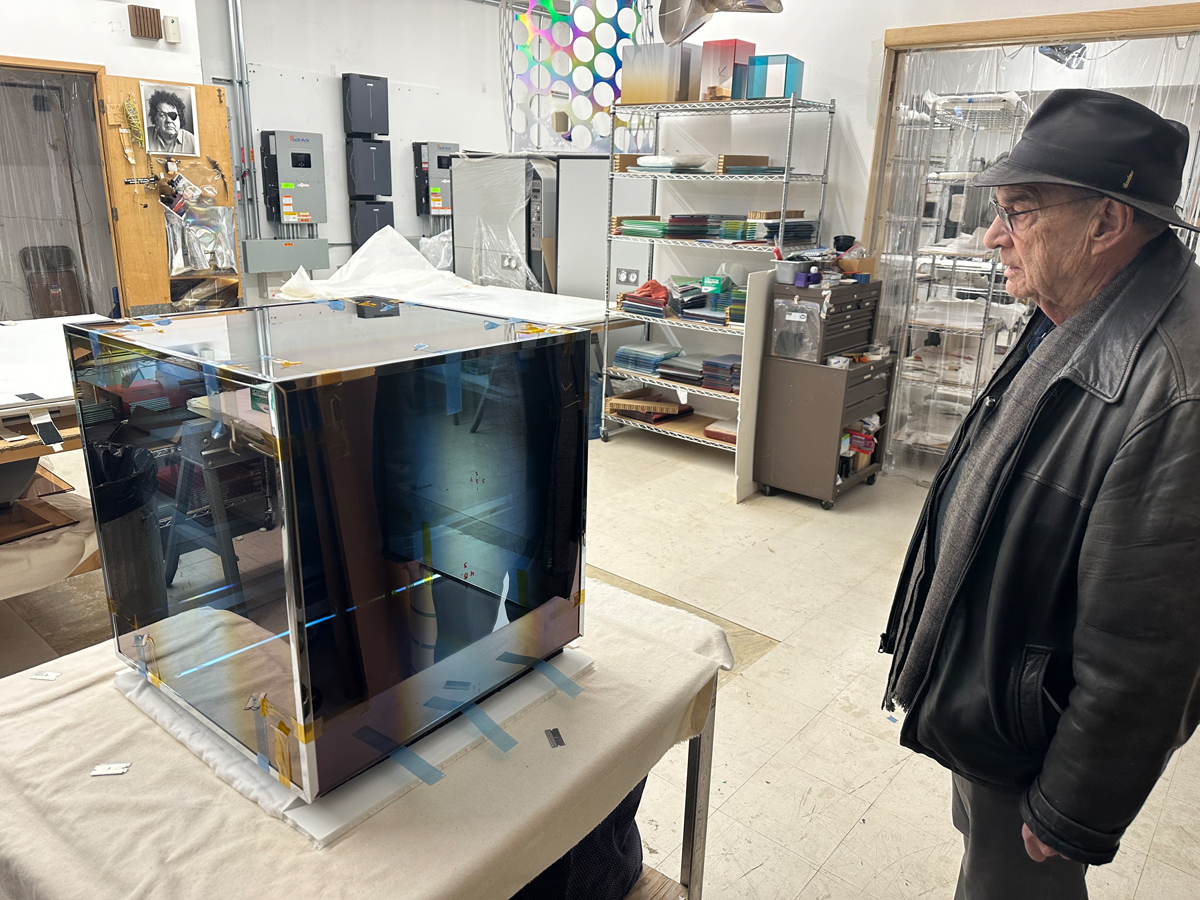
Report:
696,0,1200,242
194,0,505,278
0,0,203,82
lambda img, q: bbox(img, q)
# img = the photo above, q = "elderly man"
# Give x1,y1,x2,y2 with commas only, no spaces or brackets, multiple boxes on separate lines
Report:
146,88,198,155
881,88,1200,898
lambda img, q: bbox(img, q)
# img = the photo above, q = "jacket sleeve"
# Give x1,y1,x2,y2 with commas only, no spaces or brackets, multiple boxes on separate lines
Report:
1022,398,1200,865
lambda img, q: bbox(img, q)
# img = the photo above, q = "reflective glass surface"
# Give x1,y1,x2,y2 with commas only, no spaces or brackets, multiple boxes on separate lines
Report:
66,301,588,800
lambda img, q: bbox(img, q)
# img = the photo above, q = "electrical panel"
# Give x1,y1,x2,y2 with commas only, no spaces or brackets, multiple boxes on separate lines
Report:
342,73,389,136
350,200,395,249
260,130,327,224
346,138,392,199
413,141,458,217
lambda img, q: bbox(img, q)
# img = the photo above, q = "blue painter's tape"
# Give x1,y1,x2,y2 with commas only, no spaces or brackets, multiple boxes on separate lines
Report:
327,300,345,311
423,696,517,752
392,746,445,785
484,320,501,330
444,353,462,416
496,651,583,699
534,660,584,699
88,332,102,361
460,703,517,752
199,362,227,439
155,319,173,326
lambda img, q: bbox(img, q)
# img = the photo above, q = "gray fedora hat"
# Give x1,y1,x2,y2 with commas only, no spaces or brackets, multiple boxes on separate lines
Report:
971,88,1199,232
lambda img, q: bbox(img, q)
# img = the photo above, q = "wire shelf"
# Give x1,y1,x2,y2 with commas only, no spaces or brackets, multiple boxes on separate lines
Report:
610,310,744,336
612,171,825,183
609,235,815,252
605,367,741,402
602,414,737,452
612,97,834,117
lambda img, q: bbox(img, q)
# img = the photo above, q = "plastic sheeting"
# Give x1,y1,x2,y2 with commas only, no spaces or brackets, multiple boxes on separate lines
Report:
0,67,118,320
278,226,607,327
874,35,1200,482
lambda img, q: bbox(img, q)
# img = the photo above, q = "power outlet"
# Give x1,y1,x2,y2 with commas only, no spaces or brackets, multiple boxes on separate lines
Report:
615,268,640,286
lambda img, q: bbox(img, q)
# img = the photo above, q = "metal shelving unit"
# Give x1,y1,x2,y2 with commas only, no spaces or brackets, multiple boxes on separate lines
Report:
599,95,836,466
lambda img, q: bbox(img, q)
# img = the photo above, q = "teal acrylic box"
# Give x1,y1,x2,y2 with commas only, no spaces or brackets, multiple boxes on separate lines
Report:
747,55,803,100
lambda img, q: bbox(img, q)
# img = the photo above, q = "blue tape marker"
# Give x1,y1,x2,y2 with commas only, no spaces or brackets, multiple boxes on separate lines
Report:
88,332,102,361
460,703,517,752
392,746,445,785
199,363,227,439
414,342,429,351
424,696,517,752
444,354,462,416
497,651,584,699
327,300,345,311
484,320,501,330
155,318,172,326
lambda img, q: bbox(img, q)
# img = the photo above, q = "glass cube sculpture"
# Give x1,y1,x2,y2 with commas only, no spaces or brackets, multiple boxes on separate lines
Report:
747,54,804,100
64,302,589,802
699,39,755,102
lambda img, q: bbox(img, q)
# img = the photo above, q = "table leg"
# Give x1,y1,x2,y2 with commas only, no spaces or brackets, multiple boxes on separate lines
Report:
680,674,716,899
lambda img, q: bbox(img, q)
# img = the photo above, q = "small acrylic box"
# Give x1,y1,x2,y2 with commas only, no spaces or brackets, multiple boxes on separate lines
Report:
747,54,804,100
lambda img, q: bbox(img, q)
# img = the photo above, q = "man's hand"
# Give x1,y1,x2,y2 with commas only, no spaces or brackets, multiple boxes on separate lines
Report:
1022,823,1063,862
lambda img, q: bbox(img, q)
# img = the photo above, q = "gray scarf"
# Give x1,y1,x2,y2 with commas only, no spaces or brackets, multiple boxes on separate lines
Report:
886,263,1137,711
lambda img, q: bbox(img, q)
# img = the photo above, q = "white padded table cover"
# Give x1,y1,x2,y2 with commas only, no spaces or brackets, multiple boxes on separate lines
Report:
0,581,732,900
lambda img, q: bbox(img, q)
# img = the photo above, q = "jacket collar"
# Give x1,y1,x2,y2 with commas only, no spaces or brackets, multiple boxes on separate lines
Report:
1060,231,1196,403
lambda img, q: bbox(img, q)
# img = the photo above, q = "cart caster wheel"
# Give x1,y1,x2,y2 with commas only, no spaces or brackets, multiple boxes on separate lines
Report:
761,484,776,497
866,475,877,486
600,430,610,443
821,500,835,511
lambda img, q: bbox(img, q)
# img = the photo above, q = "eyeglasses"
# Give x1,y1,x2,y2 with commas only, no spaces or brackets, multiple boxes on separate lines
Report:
157,110,179,121
989,195,1096,233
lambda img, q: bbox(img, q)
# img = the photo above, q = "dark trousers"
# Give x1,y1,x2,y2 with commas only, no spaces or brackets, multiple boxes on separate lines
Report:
952,774,1088,900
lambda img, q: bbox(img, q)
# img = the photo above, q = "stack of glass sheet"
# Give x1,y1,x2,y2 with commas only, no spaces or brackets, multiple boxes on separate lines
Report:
702,353,742,392
655,355,704,386
613,342,682,375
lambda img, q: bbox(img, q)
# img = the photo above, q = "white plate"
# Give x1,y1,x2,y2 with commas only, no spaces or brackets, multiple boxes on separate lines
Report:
636,155,709,169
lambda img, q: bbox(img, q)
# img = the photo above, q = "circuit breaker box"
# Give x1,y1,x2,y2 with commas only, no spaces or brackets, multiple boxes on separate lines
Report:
260,131,327,224
413,141,458,217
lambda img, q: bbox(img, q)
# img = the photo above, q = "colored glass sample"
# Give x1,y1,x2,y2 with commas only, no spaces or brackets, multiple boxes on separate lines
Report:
699,39,755,101
747,54,804,99
65,303,588,802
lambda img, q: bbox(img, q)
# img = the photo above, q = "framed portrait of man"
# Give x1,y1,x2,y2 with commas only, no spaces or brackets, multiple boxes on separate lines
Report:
140,82,200,157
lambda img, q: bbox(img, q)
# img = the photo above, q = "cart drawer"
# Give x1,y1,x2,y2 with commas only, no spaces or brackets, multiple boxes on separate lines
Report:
845,372,889,407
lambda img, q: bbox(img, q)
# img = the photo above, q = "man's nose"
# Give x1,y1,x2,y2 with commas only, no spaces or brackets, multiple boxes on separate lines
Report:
983,215,1011,250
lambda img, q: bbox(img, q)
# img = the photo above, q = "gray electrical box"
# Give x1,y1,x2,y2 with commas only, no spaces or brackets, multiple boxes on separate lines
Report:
347,138,392,198
342,73,389,135
260,130,327,224
350,200,394,249
413,141,458,217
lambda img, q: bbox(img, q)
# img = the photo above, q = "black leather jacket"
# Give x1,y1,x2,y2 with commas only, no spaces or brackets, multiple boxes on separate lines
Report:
881,232,1200,865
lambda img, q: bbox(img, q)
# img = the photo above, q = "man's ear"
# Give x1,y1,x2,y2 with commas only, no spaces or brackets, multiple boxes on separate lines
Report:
1089,198,1135,253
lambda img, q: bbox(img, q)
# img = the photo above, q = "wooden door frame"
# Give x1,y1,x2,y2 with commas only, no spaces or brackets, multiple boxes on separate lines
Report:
862,3,1200,250
0,55,122,315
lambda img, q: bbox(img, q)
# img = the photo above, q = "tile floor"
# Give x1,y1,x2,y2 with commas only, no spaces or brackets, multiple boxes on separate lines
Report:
587,427,1200,900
